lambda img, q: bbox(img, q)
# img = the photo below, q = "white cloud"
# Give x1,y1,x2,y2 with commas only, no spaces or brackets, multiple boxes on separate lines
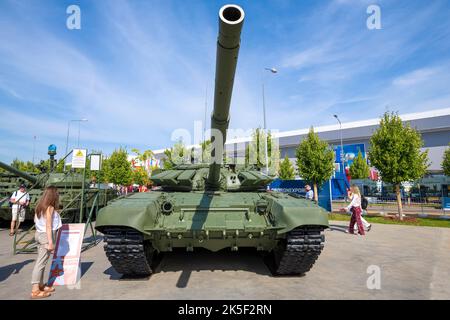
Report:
392,68,438,87
282,44,335,69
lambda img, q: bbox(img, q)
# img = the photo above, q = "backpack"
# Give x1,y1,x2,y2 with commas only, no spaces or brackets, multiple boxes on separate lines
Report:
9,191,17,208
361,195,368,210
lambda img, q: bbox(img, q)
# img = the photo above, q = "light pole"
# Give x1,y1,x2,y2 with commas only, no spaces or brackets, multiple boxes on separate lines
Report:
333,114,344,173
203,87,208,163
262,67,277,175
64,118,88,170
77,118,88,147
32,135,37,164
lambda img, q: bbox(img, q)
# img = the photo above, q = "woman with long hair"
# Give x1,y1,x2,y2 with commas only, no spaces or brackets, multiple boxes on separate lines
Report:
30,186,62,299
341,184,365,235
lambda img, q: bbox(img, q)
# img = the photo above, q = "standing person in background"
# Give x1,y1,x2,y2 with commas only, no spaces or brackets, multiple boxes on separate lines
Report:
305,185,314,201
30,186,62,299
9,184,30,236
340,184,365,235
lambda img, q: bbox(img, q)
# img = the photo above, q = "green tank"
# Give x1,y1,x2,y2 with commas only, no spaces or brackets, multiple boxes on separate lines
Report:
95,4,329,277
0,160,115,223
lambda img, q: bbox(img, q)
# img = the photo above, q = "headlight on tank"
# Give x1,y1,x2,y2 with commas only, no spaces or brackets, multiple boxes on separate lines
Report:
161,200,174,214
256,199,268,214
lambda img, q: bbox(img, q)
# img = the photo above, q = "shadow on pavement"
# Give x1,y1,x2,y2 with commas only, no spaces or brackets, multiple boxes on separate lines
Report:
0,259,34,282
103,267,151,281
103,248,288,287
103,266,120,280
80,262,94,278
329,224,349,233
83,234,104,243
0,219,10,229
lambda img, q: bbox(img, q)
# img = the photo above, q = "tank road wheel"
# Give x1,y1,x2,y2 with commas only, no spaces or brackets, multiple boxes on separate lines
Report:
103,227,154,277
272,226,325,276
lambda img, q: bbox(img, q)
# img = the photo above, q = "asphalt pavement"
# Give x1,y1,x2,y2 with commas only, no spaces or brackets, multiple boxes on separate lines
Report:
0,221,449,300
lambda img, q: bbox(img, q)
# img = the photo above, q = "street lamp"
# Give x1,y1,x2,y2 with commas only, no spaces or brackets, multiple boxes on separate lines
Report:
77,118,88,147
262,67,277,175
64,118,88,170
32,135,37,164
333,114,344,173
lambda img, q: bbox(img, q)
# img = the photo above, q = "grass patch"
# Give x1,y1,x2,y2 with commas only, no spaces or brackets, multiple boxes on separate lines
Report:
328,213,450,228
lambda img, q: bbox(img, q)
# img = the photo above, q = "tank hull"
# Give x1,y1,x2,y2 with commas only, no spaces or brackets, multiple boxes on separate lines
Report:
96,190,329,252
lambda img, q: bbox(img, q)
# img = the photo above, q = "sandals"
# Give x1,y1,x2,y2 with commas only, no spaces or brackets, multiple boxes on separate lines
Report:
9,232,15,236
31,290,51,299
39,285,55,293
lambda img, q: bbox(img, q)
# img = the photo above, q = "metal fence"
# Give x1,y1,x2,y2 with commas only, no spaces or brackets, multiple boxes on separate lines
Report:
332,178,450,218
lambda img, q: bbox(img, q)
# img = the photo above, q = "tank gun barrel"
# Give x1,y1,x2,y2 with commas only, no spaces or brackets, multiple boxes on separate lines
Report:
0,161,39,185
207,4,245,189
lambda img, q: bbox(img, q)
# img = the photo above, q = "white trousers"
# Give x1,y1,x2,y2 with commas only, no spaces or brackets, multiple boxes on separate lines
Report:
354,210,370,230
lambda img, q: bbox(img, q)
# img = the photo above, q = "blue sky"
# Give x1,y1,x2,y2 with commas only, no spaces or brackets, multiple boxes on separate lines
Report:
1,0,450,164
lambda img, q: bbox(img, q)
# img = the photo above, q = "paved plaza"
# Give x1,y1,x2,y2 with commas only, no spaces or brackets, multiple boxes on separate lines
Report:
0,221,449,300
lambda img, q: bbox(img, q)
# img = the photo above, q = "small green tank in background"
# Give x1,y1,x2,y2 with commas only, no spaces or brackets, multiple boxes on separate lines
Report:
95,4,329,277
0,160,116,223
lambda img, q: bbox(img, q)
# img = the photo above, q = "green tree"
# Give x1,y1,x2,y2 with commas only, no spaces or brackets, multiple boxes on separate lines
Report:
200,139,212,164
131,148,155,174
24,161,38,173
369,112,429,220
245,128,280,175
131,148,154,165
35,159,64,173
278,155,295,180
162,141,190,169
295,127,335,202
132,166,150,186
10,158,41,173
443,144,450,176
349,151,370,179
92,157,110,184
106,148,133,186
11,158,23,170
162,148,174,170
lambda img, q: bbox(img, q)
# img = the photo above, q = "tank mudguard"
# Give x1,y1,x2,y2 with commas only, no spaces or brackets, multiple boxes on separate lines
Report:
268,196,329,234
95,193,161,234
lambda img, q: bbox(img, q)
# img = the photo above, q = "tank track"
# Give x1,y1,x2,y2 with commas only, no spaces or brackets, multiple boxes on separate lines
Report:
273,226,325,275
103,227,154,277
